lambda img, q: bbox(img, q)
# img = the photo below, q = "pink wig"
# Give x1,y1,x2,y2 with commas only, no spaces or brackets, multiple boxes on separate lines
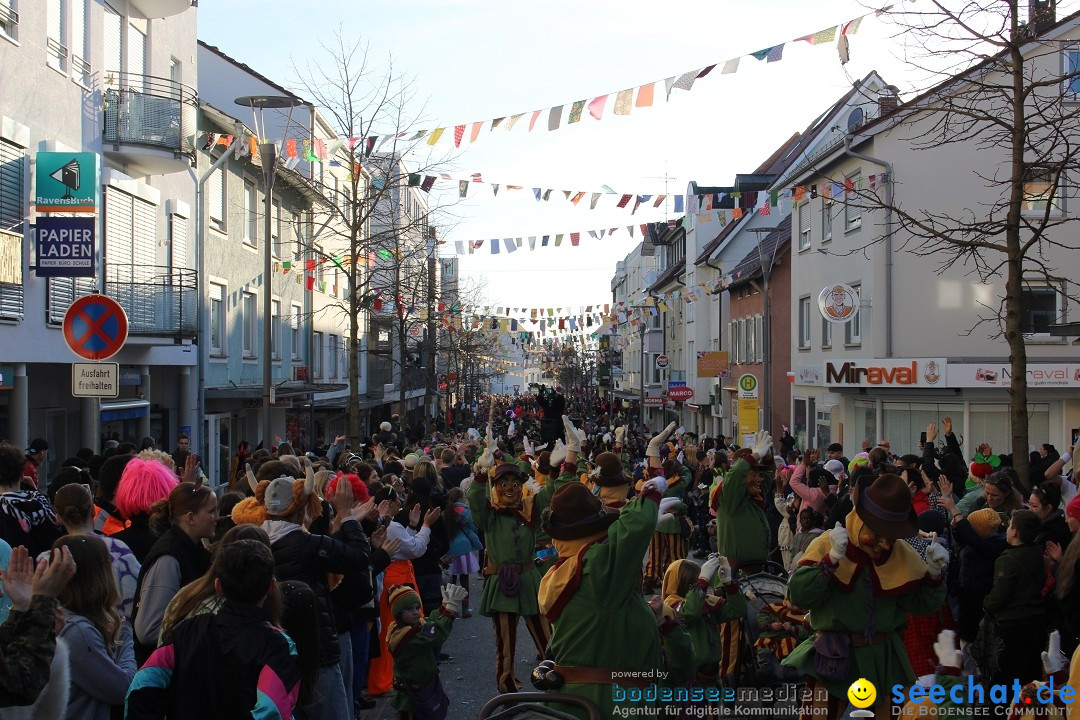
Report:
115,457,179,519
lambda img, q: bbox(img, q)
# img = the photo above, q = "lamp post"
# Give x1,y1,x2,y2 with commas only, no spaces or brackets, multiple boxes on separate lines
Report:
235,95,304,448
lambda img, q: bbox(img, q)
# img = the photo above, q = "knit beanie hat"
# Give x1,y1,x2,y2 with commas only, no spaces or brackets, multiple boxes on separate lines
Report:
1066,494,1080,525
389,584,421,617
967,508,1001,539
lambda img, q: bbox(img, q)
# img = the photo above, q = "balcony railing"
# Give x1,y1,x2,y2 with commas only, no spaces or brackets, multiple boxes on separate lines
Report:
102,72,197,163
104,264,197,339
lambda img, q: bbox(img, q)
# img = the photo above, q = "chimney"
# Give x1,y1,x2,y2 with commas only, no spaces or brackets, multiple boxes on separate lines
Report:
1030,0,1056,35
878,86,900,116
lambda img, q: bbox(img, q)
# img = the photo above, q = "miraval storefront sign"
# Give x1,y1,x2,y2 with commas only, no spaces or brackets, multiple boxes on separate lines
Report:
824,359,946,387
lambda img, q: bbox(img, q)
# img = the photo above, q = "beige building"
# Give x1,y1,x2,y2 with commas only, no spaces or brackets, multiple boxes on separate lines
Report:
785,13,1080,457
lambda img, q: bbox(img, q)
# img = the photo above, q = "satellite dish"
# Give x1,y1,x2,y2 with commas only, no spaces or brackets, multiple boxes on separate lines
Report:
846,107,865,133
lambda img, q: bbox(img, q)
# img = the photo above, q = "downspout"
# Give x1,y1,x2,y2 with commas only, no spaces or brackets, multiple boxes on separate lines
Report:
196,124,243,472
844,135,894,357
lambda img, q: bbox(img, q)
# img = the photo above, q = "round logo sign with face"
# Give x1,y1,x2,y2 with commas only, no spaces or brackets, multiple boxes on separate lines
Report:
818,284,860,324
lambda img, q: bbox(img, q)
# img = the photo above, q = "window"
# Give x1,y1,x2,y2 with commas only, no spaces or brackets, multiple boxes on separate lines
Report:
242,292,257,357
329,334,338,378
46,276,93,324
314,245,324,290
169,213,188,270
1021,281,1063,334
755,315,763,363
1065,48,1080,97
0,138,24,320
290,304,302,360
821,314,832,348
208,167,225,231
313,331,324,379
798,296,811,349
209,283,225,356
845,284,862,345
244,180,257,247
822,200,833,243
271,200,281,258
291,212,302,257
1022,167,1063,215
649,354,663,385
0,0,19,40
271,300,281,359
47,0,67,71
70,0,89,84
845,172,862,230
103,3,120,80
648,309,661,331
798,202,811,250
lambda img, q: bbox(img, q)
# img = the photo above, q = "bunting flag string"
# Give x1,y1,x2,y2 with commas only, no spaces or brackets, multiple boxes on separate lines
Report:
449,217,675,256
197,7,885,156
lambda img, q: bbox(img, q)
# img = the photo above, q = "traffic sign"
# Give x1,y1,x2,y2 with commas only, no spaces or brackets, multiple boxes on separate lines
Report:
72,362,119,397
63,295,128,360
738,373,759,399
655,354,669,369
668,386,694,402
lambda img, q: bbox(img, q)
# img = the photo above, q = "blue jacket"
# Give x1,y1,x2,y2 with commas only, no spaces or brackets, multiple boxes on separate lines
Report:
447,503,482,558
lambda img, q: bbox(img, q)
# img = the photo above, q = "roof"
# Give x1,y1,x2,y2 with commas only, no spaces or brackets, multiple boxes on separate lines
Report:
694,73,880,264
787,9,1080,183
198,41,309,105
727,214,793,288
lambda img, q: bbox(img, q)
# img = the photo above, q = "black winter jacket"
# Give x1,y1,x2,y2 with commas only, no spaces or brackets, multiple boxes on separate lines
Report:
269,519,369,667
953,517,1007,594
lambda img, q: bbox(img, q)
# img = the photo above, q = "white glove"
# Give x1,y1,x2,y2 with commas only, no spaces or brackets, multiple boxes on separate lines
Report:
476,448,495,470
699,555,723,583
549,439,568,467
522,435,534,457
641,476,668,495
658,497,682,515
827,522,849,564
933,629,961,669
467,427,480,442
715,556,733,585
441,583,469,616
615,426,627,446
751,430,774,461
924,535,948,578
646,422,678,458
602,432,612,445
1043,630,1067,675
507,420,516,438
563,416,585,453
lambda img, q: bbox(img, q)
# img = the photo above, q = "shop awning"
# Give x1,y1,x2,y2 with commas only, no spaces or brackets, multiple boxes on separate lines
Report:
205,381,348,399
100,399,150,422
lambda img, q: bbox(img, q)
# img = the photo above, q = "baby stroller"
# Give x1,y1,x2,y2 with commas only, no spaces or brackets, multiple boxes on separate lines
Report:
477,693,601,720
728,561,807,690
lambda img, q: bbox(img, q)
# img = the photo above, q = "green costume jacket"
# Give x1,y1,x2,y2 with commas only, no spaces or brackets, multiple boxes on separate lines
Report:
714,458,771,566
781,553,947,702
674,580,748,669
467,467,573,616
544,491,666,719
388,606,455,713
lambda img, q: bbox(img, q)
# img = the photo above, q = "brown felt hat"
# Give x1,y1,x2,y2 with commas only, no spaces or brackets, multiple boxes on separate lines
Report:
542,482,619,540
593,452,630,487
536,451,552,475
854,472,919,540
731,447,775,473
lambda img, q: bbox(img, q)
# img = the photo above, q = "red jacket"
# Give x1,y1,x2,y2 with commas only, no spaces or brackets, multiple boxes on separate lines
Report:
22,459,39,490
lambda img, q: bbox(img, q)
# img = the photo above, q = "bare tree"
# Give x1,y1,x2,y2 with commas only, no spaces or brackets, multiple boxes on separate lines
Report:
832,1,1080,481
290,33,460,447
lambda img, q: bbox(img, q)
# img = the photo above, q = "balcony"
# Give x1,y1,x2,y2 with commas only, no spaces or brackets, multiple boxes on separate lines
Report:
127,0,193,19
102,73,197,176
104,264,197,339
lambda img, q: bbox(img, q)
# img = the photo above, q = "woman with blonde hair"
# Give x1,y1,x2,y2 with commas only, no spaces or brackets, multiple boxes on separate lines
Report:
55,534,137,720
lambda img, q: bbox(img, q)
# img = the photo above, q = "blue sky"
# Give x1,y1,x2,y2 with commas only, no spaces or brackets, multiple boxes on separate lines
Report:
196,1,1040,312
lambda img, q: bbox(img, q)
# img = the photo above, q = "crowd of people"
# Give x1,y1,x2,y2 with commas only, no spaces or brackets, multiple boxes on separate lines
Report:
0,394,1079,719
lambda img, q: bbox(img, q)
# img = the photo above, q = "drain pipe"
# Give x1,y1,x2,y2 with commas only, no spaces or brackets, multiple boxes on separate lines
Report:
843,135,894,358
195,124,243,472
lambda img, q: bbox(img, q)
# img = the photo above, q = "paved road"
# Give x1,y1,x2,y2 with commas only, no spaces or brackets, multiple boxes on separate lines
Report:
361,574,540,720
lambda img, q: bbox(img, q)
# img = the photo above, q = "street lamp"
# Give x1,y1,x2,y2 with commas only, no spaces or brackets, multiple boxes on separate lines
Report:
235,95,304,448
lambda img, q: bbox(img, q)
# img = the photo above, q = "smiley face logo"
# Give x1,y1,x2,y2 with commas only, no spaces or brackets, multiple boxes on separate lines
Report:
847,678,877,709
